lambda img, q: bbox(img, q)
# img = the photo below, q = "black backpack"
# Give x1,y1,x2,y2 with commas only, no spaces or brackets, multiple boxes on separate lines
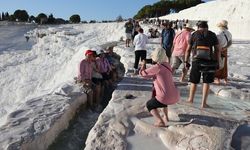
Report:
192,31,214,61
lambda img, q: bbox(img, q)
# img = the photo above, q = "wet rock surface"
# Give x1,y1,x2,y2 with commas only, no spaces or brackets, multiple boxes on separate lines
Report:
85,76,250,150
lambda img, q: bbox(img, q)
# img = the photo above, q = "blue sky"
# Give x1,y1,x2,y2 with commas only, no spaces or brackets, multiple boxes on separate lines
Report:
1,0,159,21
1,0,212,21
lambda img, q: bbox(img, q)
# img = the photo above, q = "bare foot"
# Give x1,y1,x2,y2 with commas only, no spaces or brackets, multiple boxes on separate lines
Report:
201,103,211,109
163,116,169,125
154,121,166,127
214,79,220,85
186,99,193,104
224,80,228,85
179,79,184,82
179,77,187,82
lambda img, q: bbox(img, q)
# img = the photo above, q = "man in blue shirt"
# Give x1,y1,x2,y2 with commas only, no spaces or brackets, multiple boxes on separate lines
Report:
161,21,175,61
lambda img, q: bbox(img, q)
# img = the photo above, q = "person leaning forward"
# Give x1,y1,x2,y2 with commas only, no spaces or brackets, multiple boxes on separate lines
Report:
140,47,180,127
184,21,220,108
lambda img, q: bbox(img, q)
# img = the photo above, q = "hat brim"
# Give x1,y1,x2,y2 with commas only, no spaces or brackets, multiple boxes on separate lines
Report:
85,53,94,56
184,27,195,31
217,22,227,28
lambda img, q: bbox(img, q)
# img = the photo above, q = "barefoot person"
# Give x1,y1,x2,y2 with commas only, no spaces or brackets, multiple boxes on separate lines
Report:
214,20,232,85
184,21,220,108
140,48,180,127
171,23,194,82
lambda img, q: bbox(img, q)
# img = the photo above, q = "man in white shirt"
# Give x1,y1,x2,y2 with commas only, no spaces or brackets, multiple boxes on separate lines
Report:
133,28,149,73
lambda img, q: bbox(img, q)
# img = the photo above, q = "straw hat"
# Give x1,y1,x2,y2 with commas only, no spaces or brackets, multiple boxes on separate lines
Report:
184,23,195,31
151,47,168,63
217,20,228,29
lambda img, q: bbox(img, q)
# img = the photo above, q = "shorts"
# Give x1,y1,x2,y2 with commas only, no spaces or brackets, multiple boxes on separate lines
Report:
146,97,168,112
171,56,185,70
101,73,112,80
189,60,216,84
163,47,172,58
92,78,103,85
126,33,132,40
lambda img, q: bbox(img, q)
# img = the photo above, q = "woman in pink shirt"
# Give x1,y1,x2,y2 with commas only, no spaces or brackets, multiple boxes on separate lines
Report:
78,50,94,83
78,50,95,109
96,50,112,85
140,48,180,127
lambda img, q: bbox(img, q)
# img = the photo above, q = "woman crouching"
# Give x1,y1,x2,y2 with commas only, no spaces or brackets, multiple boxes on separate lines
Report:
139,47,180,127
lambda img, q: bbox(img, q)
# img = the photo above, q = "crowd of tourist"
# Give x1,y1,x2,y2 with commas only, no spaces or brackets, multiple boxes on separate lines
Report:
76,18,232,127
123,18,232,127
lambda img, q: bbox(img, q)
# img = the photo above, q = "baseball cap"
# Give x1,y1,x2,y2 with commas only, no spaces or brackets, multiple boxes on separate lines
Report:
85,50,94,56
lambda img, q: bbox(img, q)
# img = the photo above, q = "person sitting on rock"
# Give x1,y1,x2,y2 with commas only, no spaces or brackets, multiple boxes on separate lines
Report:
105,46,121,82
140,47,180,127
91,50,104,111
77,50,95,110
96,49,112,86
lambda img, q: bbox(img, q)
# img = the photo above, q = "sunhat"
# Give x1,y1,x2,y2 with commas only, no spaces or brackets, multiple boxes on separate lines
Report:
151,47,168,63
217,20,228,29
184,23,195,31
97,49,105,55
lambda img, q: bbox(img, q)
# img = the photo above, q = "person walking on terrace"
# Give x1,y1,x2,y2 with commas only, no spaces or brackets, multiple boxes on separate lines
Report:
140,47,180,127
133,28,149,74
124,18,134,47
171,23,194,82
214,20,232,85
161,21,175,62
184,21,220,108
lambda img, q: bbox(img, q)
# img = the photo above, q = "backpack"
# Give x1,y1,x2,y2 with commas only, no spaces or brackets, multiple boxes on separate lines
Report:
192,31,214,60
223,31,232,48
